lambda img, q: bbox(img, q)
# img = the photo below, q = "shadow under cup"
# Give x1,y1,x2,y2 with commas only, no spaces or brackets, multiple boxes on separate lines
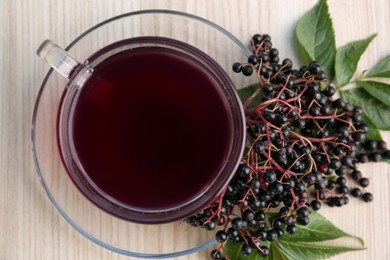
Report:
58,37,245,224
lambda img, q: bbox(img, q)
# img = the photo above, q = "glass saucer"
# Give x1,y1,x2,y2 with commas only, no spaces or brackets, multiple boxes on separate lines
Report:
32,10,250,258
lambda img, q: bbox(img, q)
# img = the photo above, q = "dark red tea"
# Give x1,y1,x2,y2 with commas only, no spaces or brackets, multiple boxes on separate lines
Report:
67,46,234,211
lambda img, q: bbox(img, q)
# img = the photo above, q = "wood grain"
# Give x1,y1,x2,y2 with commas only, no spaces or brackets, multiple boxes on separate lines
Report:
1,0,389,259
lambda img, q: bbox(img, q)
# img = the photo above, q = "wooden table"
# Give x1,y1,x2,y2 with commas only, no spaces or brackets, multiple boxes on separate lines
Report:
1,0,389,259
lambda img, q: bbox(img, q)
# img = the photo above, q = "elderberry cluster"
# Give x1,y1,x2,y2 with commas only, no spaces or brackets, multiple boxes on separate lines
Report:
185,34,390,260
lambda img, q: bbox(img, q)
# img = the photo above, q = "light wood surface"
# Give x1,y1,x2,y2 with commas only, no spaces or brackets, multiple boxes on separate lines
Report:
1,0,390,259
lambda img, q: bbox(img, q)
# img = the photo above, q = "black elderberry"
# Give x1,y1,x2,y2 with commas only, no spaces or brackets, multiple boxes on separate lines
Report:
323,86,336,97
309,106,321,116
266,230,278,241
294,119,306,129
334,197,345,207
383,150,390,159
353,132,366,142
231,218,244,230
273,218,283,228
344,102,353,112
241,244,253,256
237,164,251,177
286,224,298,235
357,153,369,163
320,105,331,115
263,83,273,94
362,192,373,202
304,173,316,185
270,183,284,194
215,231,227,242
275,228,284,237
255,123,266,133
370,152,382,162
351,188,362,198
297,217,310,225
282,58,293,69
276,73,287,84
250,178,261,190
259,246,270,257
297,207,310,219
243,209,255,222
378,141,387,150
333,98,346,109
242,65,253,76
211,249,222,260
254,228,267,242
311,200,321,211
359,178,370,187
336,177,347,186
264,40,272,49
284,215,295,225
365,140,378,151
248,55,258,65
357,123,369,133
254,142,265,154
227,227,239,239
270,48,279,57
255,211,266,221
338,185,349,194
341,155,353,166
232,62,242,73
264,170,277,183
252,34,263,44
264,111,276,121
352,170,362,181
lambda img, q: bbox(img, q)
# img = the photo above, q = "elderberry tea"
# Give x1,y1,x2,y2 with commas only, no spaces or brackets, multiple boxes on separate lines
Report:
39,37,245,224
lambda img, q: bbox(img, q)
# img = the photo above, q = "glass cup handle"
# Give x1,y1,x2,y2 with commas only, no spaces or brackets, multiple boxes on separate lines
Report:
37,40,80,79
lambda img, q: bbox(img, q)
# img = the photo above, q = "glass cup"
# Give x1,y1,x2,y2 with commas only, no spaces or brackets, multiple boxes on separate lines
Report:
32,10,251,257
37,36,246,224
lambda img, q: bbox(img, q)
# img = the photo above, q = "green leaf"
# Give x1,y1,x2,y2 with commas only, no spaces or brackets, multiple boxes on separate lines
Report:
281,211,362,243
224,241,243,260
275,240,365,260
237,83,263,109
335,34,377,87
366,54,390,78
360,80,390,107
361,114,383,141
342,88,390,130
296,0,336,78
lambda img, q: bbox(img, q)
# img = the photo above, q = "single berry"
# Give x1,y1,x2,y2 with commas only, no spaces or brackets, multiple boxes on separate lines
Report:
265,170,277,183
252,34,263,43
311,200,322,211
266,230,278,241
248,55,258,65
370,152,382,162
362,192,373,202
352,170,362,181
365,140,378,151
241,245,253,256
351,188,362,198
259,246,270,257
232,62,242,73
359,178,370,187
297,207,310,219
215,231,227,243
210,249,222,260
286,224,298,235
378,141,387,150
242,65,253,76
231,218,244,230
